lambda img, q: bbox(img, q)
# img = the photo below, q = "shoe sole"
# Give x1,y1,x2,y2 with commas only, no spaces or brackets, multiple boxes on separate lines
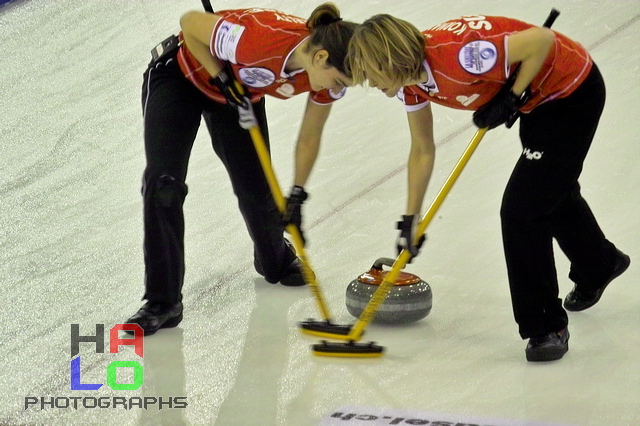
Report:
564,252,631,312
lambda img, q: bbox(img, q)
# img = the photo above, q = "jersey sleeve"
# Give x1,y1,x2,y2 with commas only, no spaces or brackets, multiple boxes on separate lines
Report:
212,11,306,66
212,19,246,64
398,87,430,112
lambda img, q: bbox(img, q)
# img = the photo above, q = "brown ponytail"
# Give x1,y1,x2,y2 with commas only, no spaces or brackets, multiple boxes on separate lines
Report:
305,2,358,75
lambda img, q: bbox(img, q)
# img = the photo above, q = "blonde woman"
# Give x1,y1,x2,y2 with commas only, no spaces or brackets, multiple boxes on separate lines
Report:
347,14,629,362
126,4,357,336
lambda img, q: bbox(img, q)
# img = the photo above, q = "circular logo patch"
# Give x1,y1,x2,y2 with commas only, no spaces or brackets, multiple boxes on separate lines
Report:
238,67,276,88
458,41,497,75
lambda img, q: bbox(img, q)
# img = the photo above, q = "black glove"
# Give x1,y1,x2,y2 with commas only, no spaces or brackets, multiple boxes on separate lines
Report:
396,215,426,261
209,70,257,129
282,186,308,245
473,84,530,130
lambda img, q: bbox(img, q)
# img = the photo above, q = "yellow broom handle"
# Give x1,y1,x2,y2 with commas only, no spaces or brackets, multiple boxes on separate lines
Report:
347,127,488,341
414,127,487,239
246,103,333,321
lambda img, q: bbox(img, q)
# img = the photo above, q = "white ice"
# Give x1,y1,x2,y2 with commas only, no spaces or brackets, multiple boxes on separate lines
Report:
1,0,639,425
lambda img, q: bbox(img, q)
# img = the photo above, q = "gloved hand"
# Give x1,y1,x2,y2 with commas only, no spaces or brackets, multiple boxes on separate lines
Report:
396,214,426,261
282,186,308,245
473,84,530,129
209,70,257,129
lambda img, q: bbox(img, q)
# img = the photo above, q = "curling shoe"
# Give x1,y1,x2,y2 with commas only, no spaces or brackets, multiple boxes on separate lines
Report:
124,301,183,336
279,258,309,287
254,240,310,287
526,328,569,362
279,239,309,286
256,256,309,287
564,249,631,312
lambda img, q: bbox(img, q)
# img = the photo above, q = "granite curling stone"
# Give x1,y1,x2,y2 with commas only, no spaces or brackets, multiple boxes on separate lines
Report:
346,257,432,324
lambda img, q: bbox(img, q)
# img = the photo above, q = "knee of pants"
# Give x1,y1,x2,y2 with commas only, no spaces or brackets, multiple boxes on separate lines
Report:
501,190,522,219
142,174,188,208
236,189,280,217
500,195,539,233
232,180,272,204
500,180,555,220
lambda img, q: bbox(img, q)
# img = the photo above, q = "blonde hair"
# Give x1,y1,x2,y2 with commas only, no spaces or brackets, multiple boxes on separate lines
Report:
347,14,425,87
305,3,358,74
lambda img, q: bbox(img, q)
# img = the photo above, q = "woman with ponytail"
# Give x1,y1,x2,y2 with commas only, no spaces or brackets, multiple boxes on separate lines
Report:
346,13,630,362
126,4,357,335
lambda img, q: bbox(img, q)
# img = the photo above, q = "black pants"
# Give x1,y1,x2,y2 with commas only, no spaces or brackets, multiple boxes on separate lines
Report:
140,54,295,304
501,64,618,338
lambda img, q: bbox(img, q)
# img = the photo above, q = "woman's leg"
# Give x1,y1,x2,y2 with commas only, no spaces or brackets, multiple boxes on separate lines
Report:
140,57,204,304
202,100,299,284
502,65,608,339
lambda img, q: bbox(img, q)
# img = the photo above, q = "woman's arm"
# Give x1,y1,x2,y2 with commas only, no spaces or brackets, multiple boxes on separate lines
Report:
405,103,436,215
179,10,224,77
293,98,333,187
473,27,555,129
506,27,555,96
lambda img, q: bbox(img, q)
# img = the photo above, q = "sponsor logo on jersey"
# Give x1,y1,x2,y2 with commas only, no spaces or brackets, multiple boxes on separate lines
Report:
456,94,480,106
275,83,295,97
215,21,245,63
238,67,276,88
458,40,497,74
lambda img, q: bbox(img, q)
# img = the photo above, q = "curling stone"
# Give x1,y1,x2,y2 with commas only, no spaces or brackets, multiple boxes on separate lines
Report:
346,257,432,324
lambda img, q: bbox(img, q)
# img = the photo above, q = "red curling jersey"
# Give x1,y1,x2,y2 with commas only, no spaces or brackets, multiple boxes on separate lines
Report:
399,15,592,113
176,8,344,105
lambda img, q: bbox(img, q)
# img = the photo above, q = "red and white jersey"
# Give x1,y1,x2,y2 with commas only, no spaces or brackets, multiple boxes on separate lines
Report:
399,15,592,113
177,8,344,105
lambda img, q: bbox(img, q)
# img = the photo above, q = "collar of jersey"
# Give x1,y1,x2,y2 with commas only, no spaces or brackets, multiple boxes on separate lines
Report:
281,36,310,79
416,59,438,94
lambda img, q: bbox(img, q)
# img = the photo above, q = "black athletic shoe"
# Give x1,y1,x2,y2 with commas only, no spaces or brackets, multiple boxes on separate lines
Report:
279,258,309,287
564,249,631,312
124,301,183,336
254,240,309,286
526,328,569,362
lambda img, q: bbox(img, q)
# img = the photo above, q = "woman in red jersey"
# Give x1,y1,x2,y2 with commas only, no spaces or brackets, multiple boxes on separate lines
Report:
347,14,630,362
126,4,357,335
